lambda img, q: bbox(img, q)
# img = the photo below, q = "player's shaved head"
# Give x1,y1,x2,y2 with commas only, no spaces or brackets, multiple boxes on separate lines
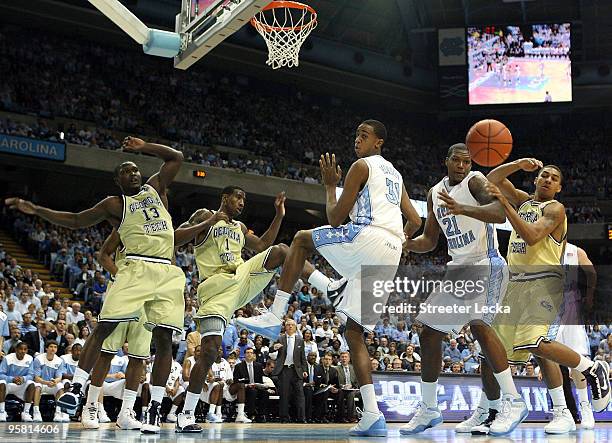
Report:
361,120,387,143
114,161,137,178
447,143,469,158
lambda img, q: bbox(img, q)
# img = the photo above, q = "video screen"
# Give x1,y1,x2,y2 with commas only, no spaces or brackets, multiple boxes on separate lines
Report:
467,23,571,105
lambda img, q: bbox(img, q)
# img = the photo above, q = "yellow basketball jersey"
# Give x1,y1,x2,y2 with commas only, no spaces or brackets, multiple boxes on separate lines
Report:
195,216,245,279
117,184,174,260
507,199,567,270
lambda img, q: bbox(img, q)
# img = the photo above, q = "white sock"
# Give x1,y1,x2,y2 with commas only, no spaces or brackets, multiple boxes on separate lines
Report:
55,406,62,414
549,386,567,408
170,404,178,414
308,270,331,296
150,385,165,404
183,390,200,413
33,405,40,412
577,387,589,404
120,389,137,414
24,403,31,413
490,397,502,412
142,406,147,416
271,290,290,318
360,384,379,413
574,355,592,373
0,402,5,413
208,403,216,414
97,402,106,414
494,368,520,397
73,367,89,389
477,391,489,410
237,403,245,415
421,381,438,409
216,405,222,416
86,385,101,406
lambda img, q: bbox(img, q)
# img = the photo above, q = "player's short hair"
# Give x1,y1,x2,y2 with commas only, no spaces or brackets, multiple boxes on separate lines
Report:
221,185,245,197
15,341,28,350
114,161,134,178
361,120,387,142
540,164,563,184
45,340,58,349
447,143,469,158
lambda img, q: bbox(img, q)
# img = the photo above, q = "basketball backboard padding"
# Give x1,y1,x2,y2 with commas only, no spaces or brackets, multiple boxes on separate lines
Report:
143,29,181,57
174,0,270,70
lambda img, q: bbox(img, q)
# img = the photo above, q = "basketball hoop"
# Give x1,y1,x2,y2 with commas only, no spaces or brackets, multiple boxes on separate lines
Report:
251,1,317,69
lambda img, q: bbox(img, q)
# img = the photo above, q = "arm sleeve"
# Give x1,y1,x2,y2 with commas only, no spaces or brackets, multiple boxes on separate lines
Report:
55,361,66,379
1,318,8,337
31,358,41,380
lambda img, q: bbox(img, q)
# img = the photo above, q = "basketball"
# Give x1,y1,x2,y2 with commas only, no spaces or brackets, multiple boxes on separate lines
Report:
465,119,513,167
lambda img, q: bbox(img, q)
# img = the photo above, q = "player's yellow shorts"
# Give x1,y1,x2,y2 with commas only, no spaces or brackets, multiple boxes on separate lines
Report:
195,247,275,325
99,257,185,334
101,309,152,359
492,272,564,363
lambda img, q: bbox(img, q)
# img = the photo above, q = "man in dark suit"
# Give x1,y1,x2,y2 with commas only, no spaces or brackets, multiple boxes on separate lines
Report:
336,351,360,422
233,347,266,419
270,319,307,422
47,318,69,356
303,351,318,422
22,319,50,357
314,352,339,422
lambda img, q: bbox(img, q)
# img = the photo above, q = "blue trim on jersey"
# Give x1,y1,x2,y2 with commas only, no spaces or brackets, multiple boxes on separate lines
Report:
353,185,372,226
485,223,496,258
312,223,365,249
483,255,505,324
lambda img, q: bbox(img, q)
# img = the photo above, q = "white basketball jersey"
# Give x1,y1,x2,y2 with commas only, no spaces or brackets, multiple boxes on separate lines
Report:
562,243,580,301
431,171,499,263
348,155,404,241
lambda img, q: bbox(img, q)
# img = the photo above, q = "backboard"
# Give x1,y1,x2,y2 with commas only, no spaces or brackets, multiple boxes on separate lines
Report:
175,0,270,70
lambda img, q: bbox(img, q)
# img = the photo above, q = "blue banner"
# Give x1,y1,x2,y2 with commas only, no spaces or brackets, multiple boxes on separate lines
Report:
0,134,66,161
373,371,612,422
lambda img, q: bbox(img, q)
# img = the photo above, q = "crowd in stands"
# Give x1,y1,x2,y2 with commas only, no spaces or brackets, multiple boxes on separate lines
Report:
0,25,610,217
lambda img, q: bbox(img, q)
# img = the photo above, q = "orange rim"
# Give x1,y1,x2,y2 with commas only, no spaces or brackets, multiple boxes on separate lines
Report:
251,1,317,33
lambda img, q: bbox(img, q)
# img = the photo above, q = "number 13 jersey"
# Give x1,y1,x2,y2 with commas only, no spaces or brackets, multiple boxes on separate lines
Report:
118,184,174,260
431,171,499,264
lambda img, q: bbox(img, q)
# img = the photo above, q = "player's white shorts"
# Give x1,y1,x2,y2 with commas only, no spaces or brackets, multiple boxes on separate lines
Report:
557,325,590,356
38,384,64,396
0,380,35,400
312,224,402,331
103,380,125,399
223,383,237,402
199,382,219,404
416,255,509,335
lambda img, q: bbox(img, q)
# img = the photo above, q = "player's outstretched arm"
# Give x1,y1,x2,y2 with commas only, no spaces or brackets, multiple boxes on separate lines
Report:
5,197,119,229
400,184,423,239
121,136,184,197
320,154,368,227
437,174,506,224
243,192,286,252
404,189,440,253
174,209,228,247
486,158,539,207
99,229,121,277
577,247,597,312
488,184,565,246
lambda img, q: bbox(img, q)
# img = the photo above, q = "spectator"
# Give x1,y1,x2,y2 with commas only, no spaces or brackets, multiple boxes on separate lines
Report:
22,320,49,356
313,353,339,423
2,327,21,355
400,344,421,371
19,313,38,336
443,339,462,362
376,337,390,357
234,329,255,361
4,300,22,323
47,319,69,356
30,340,68,422
335,351,359,423
66,302,85,326
461,343,480,374
233,347,265,421
302,329,319,363
303,351,318,423
370,358,380,372
0,341,36,422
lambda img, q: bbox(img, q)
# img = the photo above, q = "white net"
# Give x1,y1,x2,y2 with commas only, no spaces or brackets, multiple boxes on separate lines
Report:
251,1,317,69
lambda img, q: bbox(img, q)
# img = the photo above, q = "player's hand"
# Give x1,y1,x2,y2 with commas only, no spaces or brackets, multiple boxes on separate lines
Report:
437,190,465,216
116,372,126,379
121,136,146,152
320,153,342,187
303,372,308,379
485,183,510,207
5,198,37,215
274,191,286,218
537,371,543,382
209,210,230,225
330,386,338,394
13,376,23,385
516,158,543,172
